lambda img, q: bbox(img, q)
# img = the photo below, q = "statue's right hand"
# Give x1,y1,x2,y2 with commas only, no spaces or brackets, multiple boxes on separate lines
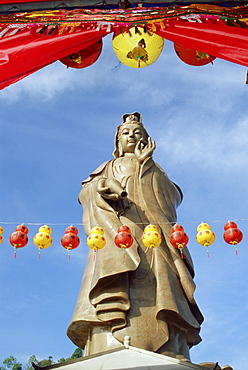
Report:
97,178,127,200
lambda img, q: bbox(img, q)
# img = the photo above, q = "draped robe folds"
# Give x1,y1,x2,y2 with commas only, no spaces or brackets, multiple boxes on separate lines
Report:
67,156,203,354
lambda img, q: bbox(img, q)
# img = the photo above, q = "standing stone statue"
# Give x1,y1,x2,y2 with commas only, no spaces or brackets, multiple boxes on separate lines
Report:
67,112,203,361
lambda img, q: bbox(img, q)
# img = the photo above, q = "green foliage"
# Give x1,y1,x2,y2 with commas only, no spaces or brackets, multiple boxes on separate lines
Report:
69,348,83,360
0,348,83,370
57,348,83,363
1,356,22,370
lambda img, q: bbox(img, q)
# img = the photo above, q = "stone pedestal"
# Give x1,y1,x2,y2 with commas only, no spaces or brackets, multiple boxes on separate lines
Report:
32,346,231,370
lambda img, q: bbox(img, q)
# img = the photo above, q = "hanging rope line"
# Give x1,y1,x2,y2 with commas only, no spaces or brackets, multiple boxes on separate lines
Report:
1,218,248,226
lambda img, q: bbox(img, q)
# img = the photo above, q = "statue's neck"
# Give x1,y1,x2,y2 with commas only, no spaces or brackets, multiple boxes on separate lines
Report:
123,153,136,158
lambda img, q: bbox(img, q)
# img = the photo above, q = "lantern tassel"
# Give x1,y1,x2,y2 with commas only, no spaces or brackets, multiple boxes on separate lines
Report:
235,247,239,256
38,248,41,260
150,248,155,270
14,248,17,259
68,251,71,261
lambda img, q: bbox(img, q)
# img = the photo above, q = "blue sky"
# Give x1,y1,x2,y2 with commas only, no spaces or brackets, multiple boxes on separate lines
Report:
0,34,247,369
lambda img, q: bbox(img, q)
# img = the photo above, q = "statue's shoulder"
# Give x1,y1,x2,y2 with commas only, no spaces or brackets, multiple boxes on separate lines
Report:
82,160,111,185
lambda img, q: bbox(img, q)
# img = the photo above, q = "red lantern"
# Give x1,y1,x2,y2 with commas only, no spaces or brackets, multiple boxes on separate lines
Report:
174,43,216,66
15,224,29,234
117,225,131,233
224,221,238,230
61,233,80,250
65,225,79,235
61,226,80,260
170,225,189,259
171,224,184,233
59,40,103,69
223,221,243,255
114,231,133,249
9,231,28,258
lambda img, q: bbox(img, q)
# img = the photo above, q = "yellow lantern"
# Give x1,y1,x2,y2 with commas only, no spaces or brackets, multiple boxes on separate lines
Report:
87,233,106,251
197,222,211,232
144,224,158,233
196,230,215,247
33,232,53,249
0,226,3,244
38,225,52,234
112,27,164,68
142,230,161,249
196,222,215,257
90,226,104,235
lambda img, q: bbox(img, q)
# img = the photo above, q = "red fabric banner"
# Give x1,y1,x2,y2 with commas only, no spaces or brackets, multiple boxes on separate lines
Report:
0,28,109,89
0,11,248,89
154,20,248,67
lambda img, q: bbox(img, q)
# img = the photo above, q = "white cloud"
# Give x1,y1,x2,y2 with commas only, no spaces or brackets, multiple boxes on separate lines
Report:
155,108,248,172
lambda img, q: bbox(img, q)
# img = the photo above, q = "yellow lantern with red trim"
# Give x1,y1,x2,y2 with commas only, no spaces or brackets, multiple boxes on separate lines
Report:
0,225,4,244
142,225,161,249
87,227,106,260
196,222,215,257
34,225,52,259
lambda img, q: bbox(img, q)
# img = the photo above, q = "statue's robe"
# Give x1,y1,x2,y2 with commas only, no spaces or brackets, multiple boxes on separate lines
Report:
67,156,203,355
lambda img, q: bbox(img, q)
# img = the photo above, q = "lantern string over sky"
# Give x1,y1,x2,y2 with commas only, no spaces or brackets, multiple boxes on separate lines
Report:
1,3,248,88
0,220,245,259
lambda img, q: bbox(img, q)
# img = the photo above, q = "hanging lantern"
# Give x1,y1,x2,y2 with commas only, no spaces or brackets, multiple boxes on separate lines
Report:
33,232,52,249
142,229,161,249
170,224,189,259
87,227,106,258
65,225,79,235
196,222,215,257
112,27,164,68
114,228,133,249
171,224,184,233
174,43,216,66
0,226,4,244
90,226,104,235
59,40,103,69
38,225,52,234
224,221,238,230
34,225,52,259
223,221,243,255
61,226,80,260
144,224,158,233
9,231,28,258
16,224,29,234
117,225,131,233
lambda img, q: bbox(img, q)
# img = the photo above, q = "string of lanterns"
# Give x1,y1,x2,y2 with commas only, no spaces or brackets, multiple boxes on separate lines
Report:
0,220,244,259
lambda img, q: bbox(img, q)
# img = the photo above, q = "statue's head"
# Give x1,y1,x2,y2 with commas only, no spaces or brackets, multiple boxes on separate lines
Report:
113,112,149,158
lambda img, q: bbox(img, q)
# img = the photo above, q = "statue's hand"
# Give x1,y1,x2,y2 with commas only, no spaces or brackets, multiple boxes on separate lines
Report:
135,137,156,164
97,178,127,201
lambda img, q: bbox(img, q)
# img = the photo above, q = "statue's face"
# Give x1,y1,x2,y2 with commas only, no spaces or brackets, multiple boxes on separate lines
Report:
119,123,144,154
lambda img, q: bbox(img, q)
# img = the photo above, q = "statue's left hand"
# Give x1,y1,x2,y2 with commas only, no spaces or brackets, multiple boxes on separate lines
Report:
135,137,156,164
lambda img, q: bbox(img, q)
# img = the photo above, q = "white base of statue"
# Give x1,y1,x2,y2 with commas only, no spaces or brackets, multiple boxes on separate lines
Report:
33,346,223,370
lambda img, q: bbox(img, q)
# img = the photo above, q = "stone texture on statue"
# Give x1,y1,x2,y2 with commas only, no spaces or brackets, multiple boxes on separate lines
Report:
67,112,204,361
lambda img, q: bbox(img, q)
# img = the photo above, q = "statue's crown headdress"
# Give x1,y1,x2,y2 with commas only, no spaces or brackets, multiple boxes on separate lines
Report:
122,112,142,125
